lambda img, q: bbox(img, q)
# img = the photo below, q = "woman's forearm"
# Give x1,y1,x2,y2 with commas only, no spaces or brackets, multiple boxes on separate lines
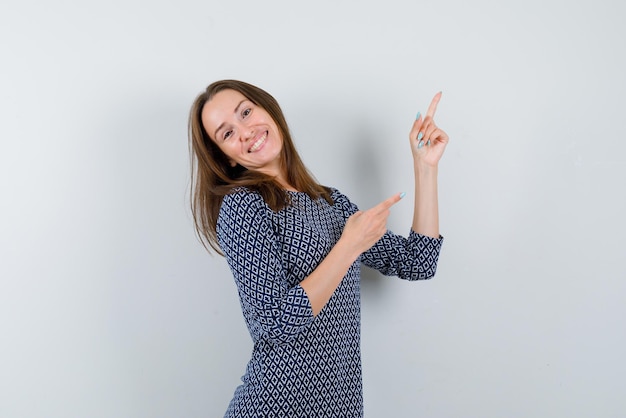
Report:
299,239,359,316
412,162,439,238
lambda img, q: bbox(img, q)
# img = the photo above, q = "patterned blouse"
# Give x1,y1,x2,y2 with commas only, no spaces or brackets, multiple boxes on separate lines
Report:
217,187,443,417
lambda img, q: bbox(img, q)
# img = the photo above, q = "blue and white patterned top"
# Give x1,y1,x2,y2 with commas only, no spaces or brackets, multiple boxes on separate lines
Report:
217,187,443,417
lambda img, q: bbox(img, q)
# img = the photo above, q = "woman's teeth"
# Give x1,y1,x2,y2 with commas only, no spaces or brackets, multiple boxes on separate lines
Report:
249,132,267,152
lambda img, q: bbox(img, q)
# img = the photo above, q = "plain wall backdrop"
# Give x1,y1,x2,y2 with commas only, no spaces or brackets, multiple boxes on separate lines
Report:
1,0,625,417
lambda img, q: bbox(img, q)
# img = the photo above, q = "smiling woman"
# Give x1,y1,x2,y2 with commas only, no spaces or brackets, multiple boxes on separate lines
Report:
201,90,284,179
188,79,447,417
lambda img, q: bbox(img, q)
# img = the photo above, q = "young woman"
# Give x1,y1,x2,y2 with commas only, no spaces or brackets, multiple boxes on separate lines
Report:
188,79,447,417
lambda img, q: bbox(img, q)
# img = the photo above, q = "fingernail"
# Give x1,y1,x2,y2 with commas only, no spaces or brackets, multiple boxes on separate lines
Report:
415,111,421,120
418,140,424,149
426,139,431,146
400,192,406,199
417,132,423,141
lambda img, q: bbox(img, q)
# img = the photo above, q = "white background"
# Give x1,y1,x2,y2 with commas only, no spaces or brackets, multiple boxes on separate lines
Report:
1,0,625,417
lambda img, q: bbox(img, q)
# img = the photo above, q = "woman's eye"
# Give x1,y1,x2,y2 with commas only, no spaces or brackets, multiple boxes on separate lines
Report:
242,108,251,117
223,130,233,140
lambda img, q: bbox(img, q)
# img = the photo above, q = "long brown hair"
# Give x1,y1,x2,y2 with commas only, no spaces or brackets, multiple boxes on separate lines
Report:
188,79,332,254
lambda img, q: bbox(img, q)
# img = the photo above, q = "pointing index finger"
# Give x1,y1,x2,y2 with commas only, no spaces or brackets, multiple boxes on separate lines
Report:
426,91,442,118
377,192,404,211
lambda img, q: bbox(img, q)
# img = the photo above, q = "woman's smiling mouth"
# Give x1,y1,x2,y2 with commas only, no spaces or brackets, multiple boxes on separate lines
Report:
248,131,268,153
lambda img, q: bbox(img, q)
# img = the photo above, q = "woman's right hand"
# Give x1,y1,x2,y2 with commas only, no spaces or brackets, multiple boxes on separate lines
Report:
339,192,404,258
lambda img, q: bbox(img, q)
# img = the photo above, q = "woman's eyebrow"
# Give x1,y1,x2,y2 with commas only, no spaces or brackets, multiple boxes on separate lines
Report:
214,99,247,138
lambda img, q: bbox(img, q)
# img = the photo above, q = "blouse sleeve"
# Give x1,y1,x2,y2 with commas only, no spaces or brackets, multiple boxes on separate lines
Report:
217,190,314,346
331,188,444,281
361,230,444,280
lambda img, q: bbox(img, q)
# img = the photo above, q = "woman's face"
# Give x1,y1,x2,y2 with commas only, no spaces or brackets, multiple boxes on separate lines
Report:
201,89,283,178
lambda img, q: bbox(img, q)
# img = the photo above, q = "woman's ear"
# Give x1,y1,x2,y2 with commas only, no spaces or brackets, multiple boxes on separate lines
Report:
229,159,237,167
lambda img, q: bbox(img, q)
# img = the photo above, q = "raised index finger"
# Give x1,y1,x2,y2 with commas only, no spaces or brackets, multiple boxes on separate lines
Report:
426,91,442,118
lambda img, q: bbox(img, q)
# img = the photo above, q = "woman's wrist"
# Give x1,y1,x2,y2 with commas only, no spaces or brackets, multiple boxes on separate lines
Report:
334,236,364,264
413,160,439,177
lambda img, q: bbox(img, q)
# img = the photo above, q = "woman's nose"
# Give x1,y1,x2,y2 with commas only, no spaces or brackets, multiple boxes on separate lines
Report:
241,128,255,142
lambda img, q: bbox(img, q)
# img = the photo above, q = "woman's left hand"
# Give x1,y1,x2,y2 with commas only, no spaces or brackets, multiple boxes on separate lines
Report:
409,92,449,167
